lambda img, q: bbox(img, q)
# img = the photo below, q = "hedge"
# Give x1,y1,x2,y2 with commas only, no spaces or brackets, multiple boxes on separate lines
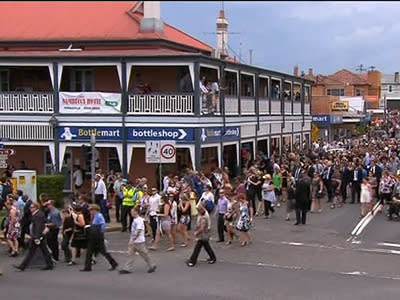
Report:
37,175,65,208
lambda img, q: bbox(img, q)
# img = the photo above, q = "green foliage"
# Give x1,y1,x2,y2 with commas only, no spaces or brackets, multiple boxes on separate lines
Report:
37,175,65,208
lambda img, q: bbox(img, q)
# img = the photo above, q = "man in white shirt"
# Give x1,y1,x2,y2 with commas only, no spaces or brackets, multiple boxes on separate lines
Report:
72,165,83,193
94,174,109,222
148,188,161,241
119,206,156,274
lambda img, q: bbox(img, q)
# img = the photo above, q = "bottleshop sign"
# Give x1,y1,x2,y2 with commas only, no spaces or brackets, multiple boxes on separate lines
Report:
58,126,121,141
127,127,194,141
312,115,343,125
200,126,240,143
59,92,121,114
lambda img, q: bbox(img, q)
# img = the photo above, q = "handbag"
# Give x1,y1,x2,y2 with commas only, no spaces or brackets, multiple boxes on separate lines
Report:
106,200,113,209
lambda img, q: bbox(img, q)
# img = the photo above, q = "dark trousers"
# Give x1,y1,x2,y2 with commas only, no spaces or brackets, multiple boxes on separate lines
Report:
47,228,60,261
324,180,333,202
264,200,275,217
380,193,392,206
351,183,361,203
84,237,117,270
20,238,53,269
188,239,216,265
115,195,122,222
95,194,110,223
149,215,158,240
295,209,307,224
121,205,134,231
18,221,30,249
341,183,348,203
61,233,72,262
217,213,225,242
246,190,256,213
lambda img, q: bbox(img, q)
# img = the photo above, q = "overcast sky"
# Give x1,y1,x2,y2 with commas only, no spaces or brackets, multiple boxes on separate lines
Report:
161,1,400,76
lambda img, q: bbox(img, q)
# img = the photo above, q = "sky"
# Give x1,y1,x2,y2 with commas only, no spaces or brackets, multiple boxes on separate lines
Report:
160,1,400,76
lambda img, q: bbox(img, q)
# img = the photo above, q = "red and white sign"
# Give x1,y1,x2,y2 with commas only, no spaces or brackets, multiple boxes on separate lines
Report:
59,92,121,114
160,142,176,163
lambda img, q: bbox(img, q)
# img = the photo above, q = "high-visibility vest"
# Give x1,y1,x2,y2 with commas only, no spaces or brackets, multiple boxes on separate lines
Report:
122,187,135,207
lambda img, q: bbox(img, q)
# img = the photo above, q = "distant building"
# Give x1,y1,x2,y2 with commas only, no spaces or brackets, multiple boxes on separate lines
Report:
300,67,380,141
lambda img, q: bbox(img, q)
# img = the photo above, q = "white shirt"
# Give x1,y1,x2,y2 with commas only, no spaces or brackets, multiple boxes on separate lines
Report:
94,179,107,200
199,80,209,93
148,193,161,216
211,82,219,93
130,216,145,243
163,176,170,193
73,169,83,186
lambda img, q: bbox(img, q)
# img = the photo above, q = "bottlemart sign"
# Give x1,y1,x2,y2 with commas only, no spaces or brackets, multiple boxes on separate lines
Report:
59,92,121,114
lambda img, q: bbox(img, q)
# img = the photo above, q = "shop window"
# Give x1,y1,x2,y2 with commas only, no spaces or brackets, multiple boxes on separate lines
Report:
70,69,94,92
107,148,121,173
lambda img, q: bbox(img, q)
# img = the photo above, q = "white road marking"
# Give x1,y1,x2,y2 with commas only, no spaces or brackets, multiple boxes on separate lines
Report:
350,202,381,236
340,271,368,276
359,248,400,255
377,242,400,248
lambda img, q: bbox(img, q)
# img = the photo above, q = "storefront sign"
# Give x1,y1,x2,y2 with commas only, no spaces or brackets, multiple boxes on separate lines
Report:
127,127,194,141
331,101,349,111
58,126,122,141
200,126,240,143
59,92,121,114
312,115,343,125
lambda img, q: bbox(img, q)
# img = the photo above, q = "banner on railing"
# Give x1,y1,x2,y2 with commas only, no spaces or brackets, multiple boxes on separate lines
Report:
59,92,121,114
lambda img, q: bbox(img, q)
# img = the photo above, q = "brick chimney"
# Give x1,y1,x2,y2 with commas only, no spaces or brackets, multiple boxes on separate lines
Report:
140,1,164,33
395,72,399,83
293,65,299,77
308,68,313,77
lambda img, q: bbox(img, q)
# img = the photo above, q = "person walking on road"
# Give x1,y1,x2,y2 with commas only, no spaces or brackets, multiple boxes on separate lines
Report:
262,174,276,219
119,205,156,274
360,178,373,217
44,200,62,262
13,202,54,271
80,205,118,272
186,205,216,267
93,174,109,223
294,170,311,225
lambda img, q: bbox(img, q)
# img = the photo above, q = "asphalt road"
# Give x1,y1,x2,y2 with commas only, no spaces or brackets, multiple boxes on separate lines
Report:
1,200,400,300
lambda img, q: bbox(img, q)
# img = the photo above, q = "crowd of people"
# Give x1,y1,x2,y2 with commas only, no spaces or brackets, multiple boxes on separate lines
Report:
2,110,400,276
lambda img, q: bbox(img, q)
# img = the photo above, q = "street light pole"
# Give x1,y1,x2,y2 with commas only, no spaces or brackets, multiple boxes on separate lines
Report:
90,133,96,203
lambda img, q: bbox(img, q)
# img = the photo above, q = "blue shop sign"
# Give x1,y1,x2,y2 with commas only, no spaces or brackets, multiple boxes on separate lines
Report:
312,115,343,125
200,126,240,143
312,115,330,125
127,127,194,141
58,126,122,141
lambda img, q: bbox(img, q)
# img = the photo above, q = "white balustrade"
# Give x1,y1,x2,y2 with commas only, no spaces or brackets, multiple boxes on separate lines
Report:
241,98,255,115
293,102,302,115
224,96,239,115
304,103,310,115
271,101,281,114
0,92,54,113
128,94,193,115
284,101,292,115
259,99,269,114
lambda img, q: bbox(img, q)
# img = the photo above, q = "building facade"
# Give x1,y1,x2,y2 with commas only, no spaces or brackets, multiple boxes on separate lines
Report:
303,67,380,141
0,1,312,190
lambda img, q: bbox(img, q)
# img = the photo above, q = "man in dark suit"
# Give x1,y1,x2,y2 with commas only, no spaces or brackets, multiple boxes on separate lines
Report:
294,170,311,225
368,159,382,198
340,160,351,203
13,202,54,271
350,162,363,204
323,161,335,203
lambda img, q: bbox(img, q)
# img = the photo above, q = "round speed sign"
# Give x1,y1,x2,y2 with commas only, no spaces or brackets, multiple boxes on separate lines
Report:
160,143,176,160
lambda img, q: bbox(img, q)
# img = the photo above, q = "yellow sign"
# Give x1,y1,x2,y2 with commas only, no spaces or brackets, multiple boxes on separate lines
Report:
312,124,319,141
331,101,349,111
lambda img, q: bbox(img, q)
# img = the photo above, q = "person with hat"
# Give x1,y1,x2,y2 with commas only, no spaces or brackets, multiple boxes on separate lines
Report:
93,173,109,223
80,204,118,272
262,174,276,219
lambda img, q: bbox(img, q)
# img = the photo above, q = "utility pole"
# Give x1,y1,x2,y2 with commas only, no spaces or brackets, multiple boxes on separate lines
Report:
90,133,96,203
249,49,253,65
356,64,367,73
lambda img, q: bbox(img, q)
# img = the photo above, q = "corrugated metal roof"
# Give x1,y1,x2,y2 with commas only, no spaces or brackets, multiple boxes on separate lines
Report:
0,1,212,52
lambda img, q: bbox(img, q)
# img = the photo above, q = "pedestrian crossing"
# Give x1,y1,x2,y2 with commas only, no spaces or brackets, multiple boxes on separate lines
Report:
359,242,400,256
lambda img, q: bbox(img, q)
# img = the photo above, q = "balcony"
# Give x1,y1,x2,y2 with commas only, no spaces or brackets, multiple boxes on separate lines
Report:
259,99,269,114
304,103,310,115
224,96,239,115
271,101,281,114
293,102,301,115
284,101,292,115
241,97,255,115
0,92,54,113
127,93,194,115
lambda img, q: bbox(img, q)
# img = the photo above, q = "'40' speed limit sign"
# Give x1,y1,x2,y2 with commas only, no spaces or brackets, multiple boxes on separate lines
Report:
160,141,176,163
